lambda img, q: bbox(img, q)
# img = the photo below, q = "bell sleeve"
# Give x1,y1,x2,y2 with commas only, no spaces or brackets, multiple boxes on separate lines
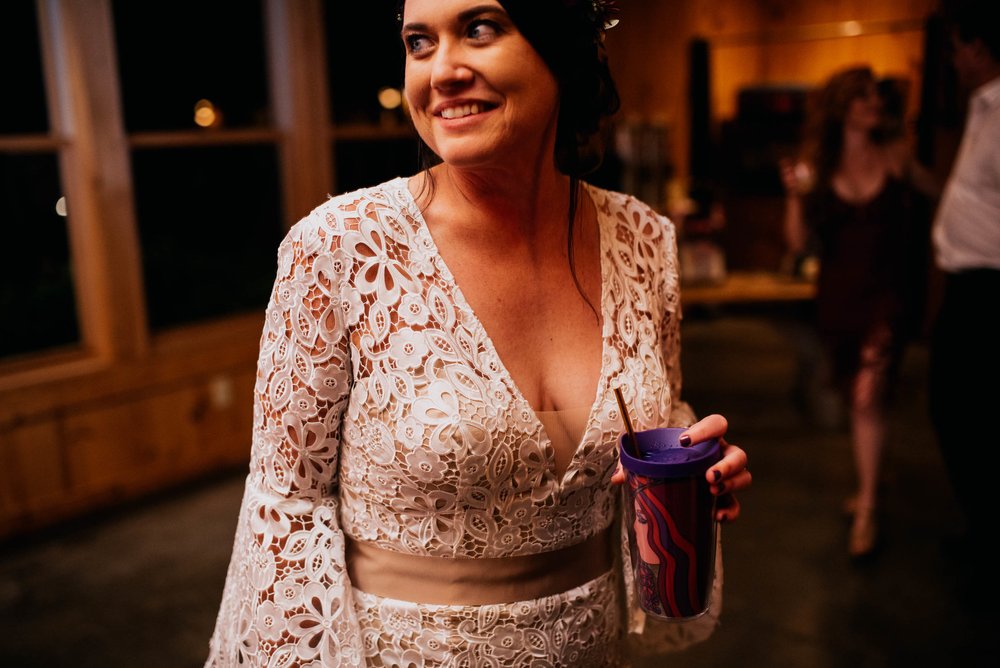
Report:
205,205,365,667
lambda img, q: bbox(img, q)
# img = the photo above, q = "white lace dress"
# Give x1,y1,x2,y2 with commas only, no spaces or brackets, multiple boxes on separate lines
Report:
205,177,722,667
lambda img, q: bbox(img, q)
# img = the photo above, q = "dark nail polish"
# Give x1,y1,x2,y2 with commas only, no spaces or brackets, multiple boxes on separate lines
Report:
713,470,722,482
679,434,692,447
715,481,726,493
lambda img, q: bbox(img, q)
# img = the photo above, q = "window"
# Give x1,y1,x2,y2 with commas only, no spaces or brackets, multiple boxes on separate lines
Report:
131,145,282,330
0,1,80,360
325,1,418,196
112,0,284,331
0,0,423,367
113,1,271,132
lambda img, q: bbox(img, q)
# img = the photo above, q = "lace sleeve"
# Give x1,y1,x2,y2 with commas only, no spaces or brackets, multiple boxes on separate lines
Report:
660,216,698,428
206,207,365,666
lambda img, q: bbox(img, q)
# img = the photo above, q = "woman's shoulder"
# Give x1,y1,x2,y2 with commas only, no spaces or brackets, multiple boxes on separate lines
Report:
586,182,672,228
299,176,412,230
586,183,680,262
281,176,414,249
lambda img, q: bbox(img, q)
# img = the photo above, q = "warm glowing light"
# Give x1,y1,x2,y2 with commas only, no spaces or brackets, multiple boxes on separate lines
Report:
194,98,219,128
378,87,403,110
842,21,862,37
55,196,67,217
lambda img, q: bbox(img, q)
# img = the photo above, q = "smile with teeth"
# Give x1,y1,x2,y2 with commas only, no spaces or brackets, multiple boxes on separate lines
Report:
439,103,488,119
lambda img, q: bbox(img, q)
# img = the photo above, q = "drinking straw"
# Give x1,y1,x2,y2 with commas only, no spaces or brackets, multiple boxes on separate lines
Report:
613,387,641,459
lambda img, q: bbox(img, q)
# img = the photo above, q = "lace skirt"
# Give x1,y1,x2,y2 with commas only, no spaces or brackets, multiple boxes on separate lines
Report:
352,569,623,667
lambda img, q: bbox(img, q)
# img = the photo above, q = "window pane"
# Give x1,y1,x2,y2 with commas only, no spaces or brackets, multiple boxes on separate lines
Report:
0,153,80,359
0,1,49,134
131,146,283,330
326,2,405,124
333,138,419,195
112,1,271,132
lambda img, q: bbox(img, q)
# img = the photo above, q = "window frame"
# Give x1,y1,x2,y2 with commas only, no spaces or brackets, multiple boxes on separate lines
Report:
0,0,333,387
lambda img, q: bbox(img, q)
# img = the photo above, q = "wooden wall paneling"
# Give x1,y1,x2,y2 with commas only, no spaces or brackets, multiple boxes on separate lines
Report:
0,370,256,538
0,315,262,429
66,372,253,484
0,420,67,526
62,399,168,496
170,369,256,471
0,316,261,538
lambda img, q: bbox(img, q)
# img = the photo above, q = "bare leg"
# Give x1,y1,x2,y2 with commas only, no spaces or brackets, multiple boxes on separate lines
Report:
851,364,887,512
848,334,892,557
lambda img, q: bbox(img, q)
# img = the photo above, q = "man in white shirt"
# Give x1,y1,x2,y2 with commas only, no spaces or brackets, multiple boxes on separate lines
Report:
929,0,1000,573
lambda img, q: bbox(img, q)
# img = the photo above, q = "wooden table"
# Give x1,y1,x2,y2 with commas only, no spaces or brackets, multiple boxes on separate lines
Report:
681,271,816,306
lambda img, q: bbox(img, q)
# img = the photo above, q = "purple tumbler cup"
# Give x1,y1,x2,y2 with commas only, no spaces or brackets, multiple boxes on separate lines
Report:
619,427,721,620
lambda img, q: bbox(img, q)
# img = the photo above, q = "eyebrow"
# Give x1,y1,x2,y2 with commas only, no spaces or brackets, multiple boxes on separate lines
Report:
401,4,507,33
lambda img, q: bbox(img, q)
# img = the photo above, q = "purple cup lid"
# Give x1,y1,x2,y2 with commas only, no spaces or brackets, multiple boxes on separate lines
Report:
618,427,722,478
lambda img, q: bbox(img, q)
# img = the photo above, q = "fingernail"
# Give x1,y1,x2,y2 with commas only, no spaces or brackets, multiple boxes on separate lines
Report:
718,515,728,524
679,434,692,447
713,470,722,482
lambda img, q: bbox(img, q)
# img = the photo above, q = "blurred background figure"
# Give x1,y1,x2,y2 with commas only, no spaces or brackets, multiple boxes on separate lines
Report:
928,0,1000,579
780,65,937,560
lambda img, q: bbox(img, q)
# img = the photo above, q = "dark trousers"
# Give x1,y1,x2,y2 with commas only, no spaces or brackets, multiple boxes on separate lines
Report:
928,269,1000,543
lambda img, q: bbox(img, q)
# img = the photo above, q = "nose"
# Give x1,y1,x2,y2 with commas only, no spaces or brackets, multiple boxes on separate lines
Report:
430,39,474,91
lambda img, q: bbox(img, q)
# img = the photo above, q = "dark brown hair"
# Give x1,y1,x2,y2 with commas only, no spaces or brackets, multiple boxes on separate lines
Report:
803,66,877,189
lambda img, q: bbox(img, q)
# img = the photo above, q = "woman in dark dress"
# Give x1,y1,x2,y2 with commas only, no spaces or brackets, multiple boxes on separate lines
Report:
781,66,934,559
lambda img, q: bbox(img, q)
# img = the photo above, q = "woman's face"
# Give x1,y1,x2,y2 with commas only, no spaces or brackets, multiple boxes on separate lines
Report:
843,82,882,132
634,501,660,564
401,0,560,171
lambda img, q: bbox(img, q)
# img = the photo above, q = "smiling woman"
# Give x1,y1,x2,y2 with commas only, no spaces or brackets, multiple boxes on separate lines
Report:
204,1,751,666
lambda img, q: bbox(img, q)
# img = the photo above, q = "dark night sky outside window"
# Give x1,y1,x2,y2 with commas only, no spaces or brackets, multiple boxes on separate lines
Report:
0,154,80,359
325,2,419,194
0,3,80,360
131,146,283,331
325,2,406,125
0,2,49,135
112,1,270,131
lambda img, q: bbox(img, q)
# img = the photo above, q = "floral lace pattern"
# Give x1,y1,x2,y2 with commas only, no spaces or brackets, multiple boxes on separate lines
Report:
205,177,713,667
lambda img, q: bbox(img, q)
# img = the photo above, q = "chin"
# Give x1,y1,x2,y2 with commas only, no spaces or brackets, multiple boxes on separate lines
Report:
432,142,504,170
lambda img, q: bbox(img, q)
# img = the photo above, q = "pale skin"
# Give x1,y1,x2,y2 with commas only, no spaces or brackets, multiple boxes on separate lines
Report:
401,0,749,521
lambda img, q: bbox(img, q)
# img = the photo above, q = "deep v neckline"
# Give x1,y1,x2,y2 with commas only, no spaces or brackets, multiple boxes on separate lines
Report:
397,177,611,484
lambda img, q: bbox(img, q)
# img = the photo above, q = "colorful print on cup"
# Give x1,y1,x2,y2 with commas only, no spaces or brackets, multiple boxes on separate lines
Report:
619,427,720,620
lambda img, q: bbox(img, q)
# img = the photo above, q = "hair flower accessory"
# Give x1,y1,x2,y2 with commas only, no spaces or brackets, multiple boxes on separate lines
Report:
590,0,620,31
563,0,620,40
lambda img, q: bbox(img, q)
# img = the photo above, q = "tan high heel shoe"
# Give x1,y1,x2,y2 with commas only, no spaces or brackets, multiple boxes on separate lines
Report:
848,506,879,559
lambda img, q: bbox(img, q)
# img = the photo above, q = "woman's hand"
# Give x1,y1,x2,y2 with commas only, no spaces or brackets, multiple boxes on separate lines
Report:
611,413,751,523
682,414,750,523
779,157,800,195
779,157,811,196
